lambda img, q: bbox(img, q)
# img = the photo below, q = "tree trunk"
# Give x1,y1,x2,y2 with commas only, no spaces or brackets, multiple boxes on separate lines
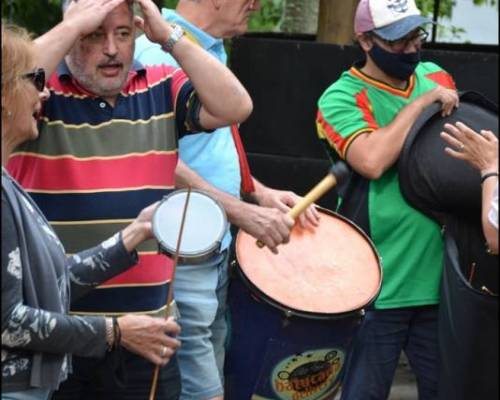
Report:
279,0,320,34
317,0,359,45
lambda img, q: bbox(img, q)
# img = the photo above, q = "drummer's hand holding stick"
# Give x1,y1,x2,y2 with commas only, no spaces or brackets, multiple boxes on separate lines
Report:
175,161,318,254
250,179,321,229
256,161,350,249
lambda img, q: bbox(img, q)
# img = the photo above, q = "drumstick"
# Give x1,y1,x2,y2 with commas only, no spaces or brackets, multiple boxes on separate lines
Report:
256,161,349,248
468,262,476,284
149,187,192,400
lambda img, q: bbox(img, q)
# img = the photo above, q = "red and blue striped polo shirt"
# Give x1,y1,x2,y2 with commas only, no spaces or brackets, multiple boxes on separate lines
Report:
8,61,198,316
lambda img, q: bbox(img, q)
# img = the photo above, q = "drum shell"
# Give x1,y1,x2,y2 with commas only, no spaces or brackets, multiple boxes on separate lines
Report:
158,242,222,265
225,273,362,400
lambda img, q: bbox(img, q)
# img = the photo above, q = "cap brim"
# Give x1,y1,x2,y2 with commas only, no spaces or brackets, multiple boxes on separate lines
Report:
373,15,433,41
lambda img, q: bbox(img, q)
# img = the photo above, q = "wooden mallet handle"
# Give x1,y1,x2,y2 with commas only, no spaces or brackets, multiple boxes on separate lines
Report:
256,161,349,248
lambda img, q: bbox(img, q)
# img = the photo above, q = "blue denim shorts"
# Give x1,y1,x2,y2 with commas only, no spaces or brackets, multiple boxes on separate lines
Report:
173,250,229,400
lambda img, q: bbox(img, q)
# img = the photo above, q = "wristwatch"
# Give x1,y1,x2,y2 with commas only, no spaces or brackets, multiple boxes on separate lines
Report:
162,24,185,53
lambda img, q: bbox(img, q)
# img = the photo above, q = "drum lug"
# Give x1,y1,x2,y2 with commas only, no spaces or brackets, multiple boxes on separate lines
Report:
282,310,293,327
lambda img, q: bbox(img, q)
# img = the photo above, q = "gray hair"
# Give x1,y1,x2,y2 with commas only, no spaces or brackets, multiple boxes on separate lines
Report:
62,0,134,13
61,0,72,12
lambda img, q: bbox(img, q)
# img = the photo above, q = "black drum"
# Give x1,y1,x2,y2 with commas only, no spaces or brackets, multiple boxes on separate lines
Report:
399,91,498,400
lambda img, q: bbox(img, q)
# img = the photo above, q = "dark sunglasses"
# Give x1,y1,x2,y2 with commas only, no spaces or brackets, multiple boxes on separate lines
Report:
21,68,46,92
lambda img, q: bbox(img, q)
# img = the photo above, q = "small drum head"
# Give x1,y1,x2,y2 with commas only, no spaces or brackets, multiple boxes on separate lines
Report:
153,189,227,263
236,208,382,318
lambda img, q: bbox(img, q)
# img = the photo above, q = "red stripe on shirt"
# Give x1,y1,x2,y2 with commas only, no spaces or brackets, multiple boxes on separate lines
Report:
124,65,189,98
8,152,178,191
102,253,173,286
355,89,379,131
316,110,349,155
425,71,457,90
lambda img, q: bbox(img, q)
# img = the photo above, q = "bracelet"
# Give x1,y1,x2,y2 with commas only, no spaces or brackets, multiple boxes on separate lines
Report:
481,172,498,184
105,318,114,351
112,317,121,347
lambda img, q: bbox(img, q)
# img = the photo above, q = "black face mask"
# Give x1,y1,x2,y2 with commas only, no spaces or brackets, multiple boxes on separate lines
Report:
368,42,421,81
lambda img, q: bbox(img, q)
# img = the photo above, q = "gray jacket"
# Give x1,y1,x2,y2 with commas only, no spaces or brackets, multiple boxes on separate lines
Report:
1,170,138,392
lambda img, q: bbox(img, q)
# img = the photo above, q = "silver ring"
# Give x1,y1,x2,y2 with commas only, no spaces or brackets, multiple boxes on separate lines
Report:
161,346,167,357
459,143,465,150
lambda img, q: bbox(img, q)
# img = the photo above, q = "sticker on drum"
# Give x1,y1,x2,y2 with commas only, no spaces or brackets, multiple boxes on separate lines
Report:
152,189,227,264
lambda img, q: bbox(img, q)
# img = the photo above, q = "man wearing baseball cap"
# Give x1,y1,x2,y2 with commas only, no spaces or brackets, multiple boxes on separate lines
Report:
316,0,459,399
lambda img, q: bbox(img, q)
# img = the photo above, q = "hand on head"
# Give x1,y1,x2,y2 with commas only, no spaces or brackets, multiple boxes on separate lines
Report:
63,0,127,37
133,0,175,45
440,121,498,173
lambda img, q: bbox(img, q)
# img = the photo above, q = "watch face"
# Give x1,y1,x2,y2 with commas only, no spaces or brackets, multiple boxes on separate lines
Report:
163,25,184,52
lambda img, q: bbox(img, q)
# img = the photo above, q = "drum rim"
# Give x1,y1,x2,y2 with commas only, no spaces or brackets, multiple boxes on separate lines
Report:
152,188,228,258
235,206,383,320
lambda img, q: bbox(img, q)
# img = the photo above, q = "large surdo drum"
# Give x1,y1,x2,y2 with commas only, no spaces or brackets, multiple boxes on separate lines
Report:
399,91,498,400
225,207,382,400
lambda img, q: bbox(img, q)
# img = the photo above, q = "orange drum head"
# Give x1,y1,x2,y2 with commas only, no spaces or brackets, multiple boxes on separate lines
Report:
236,209,382,316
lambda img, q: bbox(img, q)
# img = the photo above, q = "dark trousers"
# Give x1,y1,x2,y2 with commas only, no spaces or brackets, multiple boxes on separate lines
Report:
340,306,439,400
53,350,181,400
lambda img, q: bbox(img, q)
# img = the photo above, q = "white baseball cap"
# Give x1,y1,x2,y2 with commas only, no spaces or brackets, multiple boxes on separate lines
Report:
354,0,432,40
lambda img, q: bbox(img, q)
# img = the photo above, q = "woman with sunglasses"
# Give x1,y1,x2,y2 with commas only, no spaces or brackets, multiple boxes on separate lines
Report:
1,23,181,400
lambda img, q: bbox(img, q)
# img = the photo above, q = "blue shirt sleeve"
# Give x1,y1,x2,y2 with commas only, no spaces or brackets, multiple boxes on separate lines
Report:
135,34,180,68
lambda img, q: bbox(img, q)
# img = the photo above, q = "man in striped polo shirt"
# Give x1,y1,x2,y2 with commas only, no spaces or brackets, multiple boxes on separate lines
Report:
7,0,253,399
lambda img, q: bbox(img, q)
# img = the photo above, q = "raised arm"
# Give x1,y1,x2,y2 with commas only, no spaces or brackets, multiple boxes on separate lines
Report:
134,0,253,130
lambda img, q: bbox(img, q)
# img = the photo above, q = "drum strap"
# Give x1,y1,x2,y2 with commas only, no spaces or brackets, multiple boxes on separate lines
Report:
231,124,255,194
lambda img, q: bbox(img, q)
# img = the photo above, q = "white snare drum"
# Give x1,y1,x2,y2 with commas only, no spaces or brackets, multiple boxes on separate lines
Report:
152,189,227,264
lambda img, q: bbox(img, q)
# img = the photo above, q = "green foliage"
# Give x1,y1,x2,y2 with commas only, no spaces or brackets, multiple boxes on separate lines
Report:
473,0,497,6
248,0,283,32
2,0,62,36
415,0,454,19
162,0,178,9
